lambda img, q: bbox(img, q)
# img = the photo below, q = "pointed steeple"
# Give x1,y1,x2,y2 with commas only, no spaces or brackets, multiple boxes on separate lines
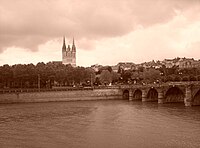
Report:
73,37,75,45
62,36,66,52
72,37,76,52
67,45,71,51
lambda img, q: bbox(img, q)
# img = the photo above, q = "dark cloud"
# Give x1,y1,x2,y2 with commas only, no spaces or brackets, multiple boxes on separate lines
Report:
0,0,199,52
0,34,50,53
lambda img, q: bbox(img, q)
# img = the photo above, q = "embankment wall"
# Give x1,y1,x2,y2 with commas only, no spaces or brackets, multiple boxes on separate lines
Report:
0,88,123,103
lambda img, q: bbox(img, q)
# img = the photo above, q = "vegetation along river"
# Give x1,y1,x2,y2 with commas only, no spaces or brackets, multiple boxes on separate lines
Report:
0,99,200,148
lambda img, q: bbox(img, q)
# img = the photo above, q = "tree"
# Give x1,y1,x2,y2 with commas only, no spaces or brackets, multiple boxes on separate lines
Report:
189,75,197,81
94,76,101,86
117,66,123,74
55,64,67,86
98,66,113,74
131,71,143,83
100,70,112,85
182,76,189,81
121,70,132,83
111,72,120,84
174,76,181,82
0,62,98,89
0,64,13,88
165,66,178,75
142,68,161,83
138,66,144,72
165,75,174,82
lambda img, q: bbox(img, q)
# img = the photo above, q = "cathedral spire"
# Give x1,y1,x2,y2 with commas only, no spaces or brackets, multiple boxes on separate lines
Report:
67,45,71,51
73,37,75,45
62,36,66,52
72,37,76,52
62,36,76,67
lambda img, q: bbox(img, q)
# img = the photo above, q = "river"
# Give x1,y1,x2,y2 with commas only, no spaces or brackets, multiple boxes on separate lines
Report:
0,100,200,148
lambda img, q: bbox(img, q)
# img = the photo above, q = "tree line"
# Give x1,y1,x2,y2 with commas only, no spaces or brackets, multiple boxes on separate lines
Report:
119,65,200,84
0,62,95,89
1,62,200,89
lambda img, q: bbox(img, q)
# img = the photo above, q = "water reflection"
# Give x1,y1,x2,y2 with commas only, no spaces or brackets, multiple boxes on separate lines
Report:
0,100,200,148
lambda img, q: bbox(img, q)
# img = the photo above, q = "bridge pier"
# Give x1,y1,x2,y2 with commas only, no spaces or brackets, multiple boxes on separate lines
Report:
184,86,192,107
142,90,148,102
129,89,133,101
158,91,164,104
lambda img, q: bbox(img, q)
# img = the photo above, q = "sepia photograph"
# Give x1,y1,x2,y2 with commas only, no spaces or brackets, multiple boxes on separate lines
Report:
0,0,200,147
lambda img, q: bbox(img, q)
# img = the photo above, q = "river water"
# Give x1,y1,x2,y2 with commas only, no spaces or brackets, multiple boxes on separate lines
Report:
0,100,200,148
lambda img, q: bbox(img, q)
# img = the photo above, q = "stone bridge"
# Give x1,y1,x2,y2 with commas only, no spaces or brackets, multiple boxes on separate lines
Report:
120,82,200,107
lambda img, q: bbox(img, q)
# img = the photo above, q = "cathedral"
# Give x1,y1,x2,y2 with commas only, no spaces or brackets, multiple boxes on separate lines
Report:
62,37,76,67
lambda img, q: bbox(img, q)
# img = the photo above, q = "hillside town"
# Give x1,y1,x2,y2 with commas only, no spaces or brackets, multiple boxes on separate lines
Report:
93,57,200,73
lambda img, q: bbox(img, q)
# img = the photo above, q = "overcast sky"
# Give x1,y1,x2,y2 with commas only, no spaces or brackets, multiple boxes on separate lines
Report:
0,0,200,67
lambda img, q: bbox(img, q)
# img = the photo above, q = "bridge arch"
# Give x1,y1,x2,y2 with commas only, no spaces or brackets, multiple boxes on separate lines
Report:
147,88,158,101
193,89,200,105
133,89,142,100
123,89,129,100
165,87,184,103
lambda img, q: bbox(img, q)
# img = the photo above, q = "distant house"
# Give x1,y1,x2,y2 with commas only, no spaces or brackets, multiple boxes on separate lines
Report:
178,58,193,68
117,62,135,71
139,60,162,69
91,64,103,72
192,60,200,68
162,59,175,68
179,58,200,68
111,65,119,73
161,57,200,69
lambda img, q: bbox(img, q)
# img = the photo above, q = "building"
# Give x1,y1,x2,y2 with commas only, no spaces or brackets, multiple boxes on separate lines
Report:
138,60,162,69
161,57,200,69
117,62,135,71
192,60,200,68
111,65,119,73
162,59,175,68
179,58,200,69
91,64,103,72
178,58,194,68
62,37,76,67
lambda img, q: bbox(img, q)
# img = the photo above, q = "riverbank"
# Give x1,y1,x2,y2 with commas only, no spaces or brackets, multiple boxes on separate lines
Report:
0,88,123,104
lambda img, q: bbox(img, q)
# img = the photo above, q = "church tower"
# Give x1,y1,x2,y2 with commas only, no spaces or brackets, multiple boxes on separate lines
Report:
62,37,76,67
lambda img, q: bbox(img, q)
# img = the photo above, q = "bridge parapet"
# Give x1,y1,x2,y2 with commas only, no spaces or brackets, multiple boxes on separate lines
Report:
121,81,200,90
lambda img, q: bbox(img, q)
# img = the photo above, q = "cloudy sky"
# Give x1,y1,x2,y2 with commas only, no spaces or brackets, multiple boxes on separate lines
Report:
0,0,200,67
